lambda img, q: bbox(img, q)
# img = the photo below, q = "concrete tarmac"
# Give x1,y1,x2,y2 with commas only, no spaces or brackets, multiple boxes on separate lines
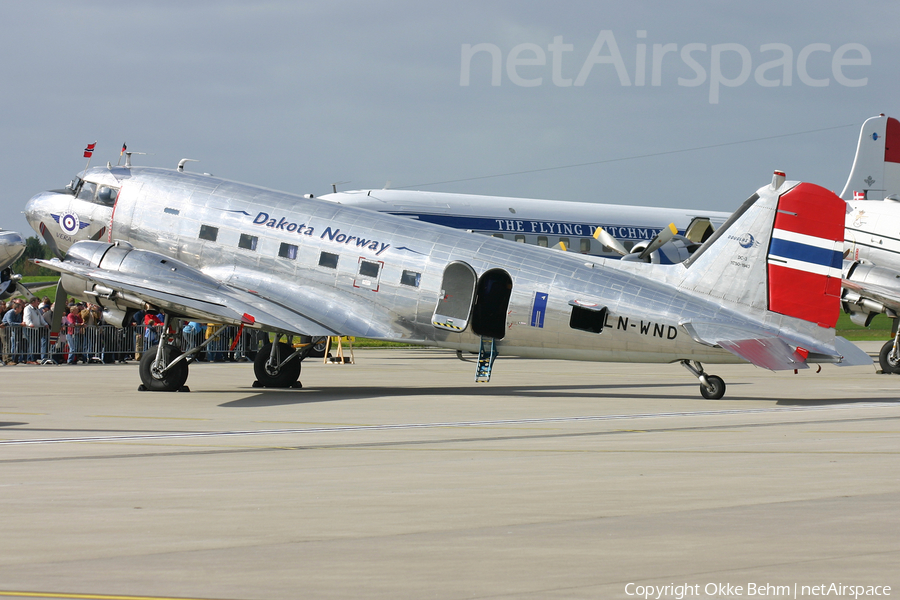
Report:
0,345,898,600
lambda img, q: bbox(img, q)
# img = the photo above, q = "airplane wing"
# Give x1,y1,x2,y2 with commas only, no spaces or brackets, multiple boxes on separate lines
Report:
841,277,900,315
33,256,339,337
681,321,871,370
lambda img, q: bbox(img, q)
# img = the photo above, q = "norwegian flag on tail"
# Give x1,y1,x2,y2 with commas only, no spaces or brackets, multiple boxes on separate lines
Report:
767,183,845,328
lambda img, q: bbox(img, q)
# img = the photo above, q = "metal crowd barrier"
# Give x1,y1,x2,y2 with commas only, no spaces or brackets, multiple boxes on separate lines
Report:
0,324,268,365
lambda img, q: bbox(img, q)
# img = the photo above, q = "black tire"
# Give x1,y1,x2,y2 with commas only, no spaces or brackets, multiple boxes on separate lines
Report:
300,335,327,358
139,344,189,391
699,375,726,400
879,340,900,374
253,342,301,387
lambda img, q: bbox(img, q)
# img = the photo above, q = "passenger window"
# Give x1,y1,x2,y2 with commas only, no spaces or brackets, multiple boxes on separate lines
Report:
238,233,258,251
559,237,570,250
355,259,383,291
319,252,339,269
199,225,218,241
569,305,607,334
580,238,591,254
278,243,298,259
358,261,380,278
492,233,504,239
96,185,119,206
76,181,97,202
537,236,548,247
400,270,421,287
515,235,525,243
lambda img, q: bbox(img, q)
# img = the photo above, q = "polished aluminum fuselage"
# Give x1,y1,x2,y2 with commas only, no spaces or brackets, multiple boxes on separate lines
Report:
0,230,26,270
25,167,818,365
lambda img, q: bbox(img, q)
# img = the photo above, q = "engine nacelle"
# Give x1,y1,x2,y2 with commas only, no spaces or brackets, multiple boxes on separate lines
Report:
621,237,698,264
60,240,222,317
841,260,900,324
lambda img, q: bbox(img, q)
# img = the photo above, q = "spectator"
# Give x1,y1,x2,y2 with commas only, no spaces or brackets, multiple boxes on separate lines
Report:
81,302,103,362
2,300,25,364
144,307,163,347
40,303,56,364
0,300,8,364
65,305,86,364
22,297,43,364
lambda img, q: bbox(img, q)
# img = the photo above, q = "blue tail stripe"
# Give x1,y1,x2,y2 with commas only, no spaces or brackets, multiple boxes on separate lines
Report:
769,238,842,269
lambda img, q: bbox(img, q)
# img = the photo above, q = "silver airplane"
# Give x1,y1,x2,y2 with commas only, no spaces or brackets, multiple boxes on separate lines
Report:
0,229,28,299
24,160,870,398
325,115,900,373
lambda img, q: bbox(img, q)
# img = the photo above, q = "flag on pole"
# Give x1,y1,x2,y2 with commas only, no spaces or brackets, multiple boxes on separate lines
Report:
120,142,127,156
853,190,865,201
83,142,96,158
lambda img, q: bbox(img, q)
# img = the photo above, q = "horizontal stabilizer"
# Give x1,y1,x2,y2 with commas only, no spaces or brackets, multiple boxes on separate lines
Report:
717,337,809,371
683,321,867,370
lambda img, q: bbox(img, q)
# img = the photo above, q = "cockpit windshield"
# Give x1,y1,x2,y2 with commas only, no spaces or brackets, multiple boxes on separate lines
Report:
67,177,119,207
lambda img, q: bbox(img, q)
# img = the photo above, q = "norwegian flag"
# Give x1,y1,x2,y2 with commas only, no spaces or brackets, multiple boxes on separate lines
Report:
83,142,96,158
853,190,866,201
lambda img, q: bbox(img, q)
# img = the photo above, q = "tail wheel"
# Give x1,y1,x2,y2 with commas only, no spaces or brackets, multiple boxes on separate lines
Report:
879,340,900,374
139,344,189,391
253,342,301,387
699,375,726,400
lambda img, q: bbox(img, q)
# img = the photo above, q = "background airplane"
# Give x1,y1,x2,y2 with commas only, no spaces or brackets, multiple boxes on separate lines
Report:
319,189,730,264
24,160,869,398
0,229,28,299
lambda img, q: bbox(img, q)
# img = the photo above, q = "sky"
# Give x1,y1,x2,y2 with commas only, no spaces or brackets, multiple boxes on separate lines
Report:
1,1,897,237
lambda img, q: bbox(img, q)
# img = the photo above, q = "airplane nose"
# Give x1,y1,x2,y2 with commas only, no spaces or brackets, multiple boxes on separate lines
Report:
0,230,26,269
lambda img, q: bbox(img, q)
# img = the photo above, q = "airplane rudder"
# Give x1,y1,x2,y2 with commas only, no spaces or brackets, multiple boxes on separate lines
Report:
767,183,844,328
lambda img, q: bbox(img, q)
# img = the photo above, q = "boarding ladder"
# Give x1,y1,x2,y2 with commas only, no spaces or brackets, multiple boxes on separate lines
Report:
475,337,498,383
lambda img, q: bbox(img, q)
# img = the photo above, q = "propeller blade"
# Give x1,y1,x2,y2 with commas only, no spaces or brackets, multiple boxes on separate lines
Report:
39,222,65,259
637,223,679,261
592,227,628,256
0,279,14,299
551,240,568,252
15,281,37,301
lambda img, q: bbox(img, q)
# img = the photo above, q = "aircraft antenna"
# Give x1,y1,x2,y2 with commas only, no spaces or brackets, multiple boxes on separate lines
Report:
178,158,199,172
332,181,350,193
123,151,147,169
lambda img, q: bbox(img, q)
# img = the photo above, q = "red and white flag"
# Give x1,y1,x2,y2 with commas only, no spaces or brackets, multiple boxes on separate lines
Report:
853,190,865,201
83,142,96,158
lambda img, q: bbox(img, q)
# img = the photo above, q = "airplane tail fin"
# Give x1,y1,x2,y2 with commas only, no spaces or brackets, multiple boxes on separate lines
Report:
840,114,900,200
681,172,844,327
678,173,870,369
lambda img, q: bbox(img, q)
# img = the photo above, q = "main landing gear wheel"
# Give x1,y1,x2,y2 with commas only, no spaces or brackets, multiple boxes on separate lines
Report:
139,344,189,392
879,340,900,374
699,375,726,400
253,342,302,388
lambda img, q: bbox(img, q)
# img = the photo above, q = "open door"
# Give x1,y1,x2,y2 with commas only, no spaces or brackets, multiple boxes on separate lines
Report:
471,269,513,340
432,261,477,332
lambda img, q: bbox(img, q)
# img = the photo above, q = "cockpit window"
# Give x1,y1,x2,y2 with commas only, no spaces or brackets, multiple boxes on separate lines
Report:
76,181,97,202
72,180,119,206
96,185,119,206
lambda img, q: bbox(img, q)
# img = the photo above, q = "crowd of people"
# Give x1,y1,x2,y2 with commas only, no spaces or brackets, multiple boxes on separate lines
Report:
0,297,260,365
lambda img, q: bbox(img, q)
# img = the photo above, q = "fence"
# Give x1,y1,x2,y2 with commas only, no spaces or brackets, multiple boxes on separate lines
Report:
0,324,268,365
